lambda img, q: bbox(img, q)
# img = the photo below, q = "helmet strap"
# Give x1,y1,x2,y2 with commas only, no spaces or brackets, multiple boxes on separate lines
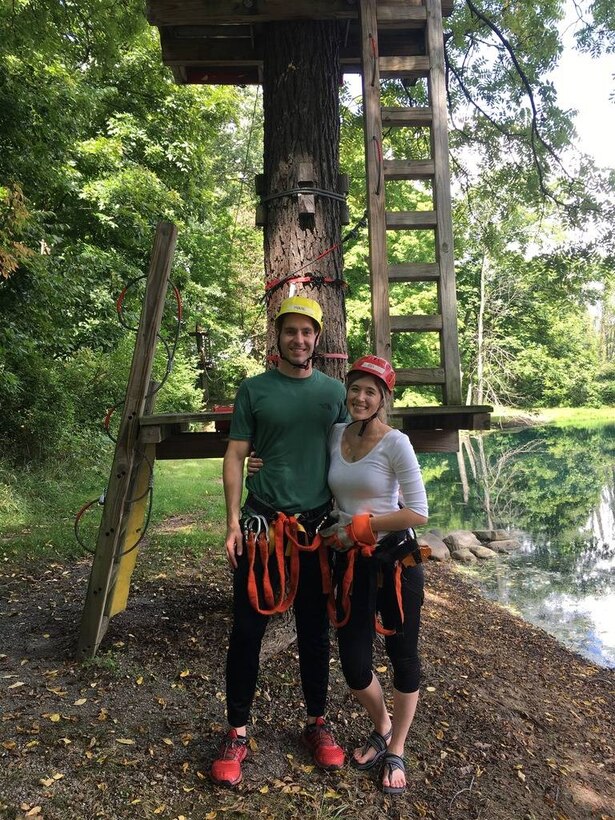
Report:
346,398,384,437
276,331,320,370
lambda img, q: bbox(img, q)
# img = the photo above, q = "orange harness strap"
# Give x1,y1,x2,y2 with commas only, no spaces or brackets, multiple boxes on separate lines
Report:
245,513,324,616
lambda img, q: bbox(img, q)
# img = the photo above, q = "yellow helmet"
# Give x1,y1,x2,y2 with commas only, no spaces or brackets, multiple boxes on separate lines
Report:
275,296,323,331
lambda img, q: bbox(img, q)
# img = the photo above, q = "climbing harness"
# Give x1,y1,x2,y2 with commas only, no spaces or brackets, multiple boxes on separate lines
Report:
326,528,431,634
241,499,332,616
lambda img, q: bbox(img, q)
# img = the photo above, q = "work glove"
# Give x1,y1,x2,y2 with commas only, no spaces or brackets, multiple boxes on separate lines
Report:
320,511,376,552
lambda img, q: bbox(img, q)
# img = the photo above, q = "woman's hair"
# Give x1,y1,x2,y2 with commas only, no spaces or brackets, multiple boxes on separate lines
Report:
346,371,391,422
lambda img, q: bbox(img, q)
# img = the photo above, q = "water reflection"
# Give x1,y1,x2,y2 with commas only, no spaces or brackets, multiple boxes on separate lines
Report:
420,423,615,668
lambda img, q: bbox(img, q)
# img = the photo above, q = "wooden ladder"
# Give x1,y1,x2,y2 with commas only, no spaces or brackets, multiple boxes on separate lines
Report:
359,0,462,405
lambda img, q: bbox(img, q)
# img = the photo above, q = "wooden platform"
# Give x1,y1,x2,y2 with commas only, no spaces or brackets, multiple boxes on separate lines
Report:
140,405,492,456
146,0,453,84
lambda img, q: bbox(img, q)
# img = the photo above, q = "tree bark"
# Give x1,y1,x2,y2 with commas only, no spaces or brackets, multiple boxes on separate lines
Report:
262,22,347,380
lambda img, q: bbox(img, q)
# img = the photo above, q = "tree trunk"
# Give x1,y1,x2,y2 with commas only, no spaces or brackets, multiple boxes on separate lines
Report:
262,22,347,380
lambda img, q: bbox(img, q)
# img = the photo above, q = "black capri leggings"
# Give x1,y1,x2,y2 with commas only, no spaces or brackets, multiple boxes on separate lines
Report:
336,555,424,694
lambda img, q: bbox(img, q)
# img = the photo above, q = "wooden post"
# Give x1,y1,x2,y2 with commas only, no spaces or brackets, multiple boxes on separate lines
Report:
77,222,178,659
425,0,462,404
360,0,391,361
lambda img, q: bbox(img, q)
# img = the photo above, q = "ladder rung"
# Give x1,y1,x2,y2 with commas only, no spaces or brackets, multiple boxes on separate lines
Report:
395,367,446,385
382,107,432,128
386,211,437,230
391,315,443,332
377,4,427,26
379,56,430,79
388,263,440,282
384,159,434,180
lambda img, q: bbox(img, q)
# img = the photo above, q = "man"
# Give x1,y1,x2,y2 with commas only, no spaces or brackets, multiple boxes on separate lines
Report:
211,295,348,788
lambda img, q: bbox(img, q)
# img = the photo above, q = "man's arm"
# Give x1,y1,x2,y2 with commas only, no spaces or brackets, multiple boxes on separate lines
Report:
222,438,252,569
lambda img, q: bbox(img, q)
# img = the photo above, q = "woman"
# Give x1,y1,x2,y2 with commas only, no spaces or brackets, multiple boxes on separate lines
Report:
320,355,428,795
248,355,428,794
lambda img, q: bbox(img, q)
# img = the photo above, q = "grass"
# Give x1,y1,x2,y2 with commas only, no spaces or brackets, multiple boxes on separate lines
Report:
0,445,226,563
491,405,614,428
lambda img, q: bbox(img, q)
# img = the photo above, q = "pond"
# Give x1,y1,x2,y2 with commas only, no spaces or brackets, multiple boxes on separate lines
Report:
419,422,615,669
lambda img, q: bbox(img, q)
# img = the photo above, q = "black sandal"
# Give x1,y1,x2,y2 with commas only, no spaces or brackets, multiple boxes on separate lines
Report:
381,752,406,794
350,727,392,771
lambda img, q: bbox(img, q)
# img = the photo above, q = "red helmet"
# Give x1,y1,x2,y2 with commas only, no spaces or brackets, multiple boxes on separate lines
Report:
347,355,396,392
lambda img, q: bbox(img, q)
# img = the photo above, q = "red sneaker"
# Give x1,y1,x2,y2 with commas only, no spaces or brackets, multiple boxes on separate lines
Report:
301,717,345,770
210,729,248,787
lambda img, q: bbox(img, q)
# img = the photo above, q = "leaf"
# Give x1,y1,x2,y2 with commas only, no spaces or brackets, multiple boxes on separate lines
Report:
136,676,143,685
153,805,166,814
517,770,526,782
116,738,136,745
375,665,388,673
248,737,258,752
8,681,25,689
426,686,436,692
162,738,174,745
323,789,341,799
179,669,190,677
74,698,87,706
26,808,42,817
259,785,269,794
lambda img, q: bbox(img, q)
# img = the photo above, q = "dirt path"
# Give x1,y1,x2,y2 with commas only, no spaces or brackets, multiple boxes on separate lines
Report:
1,550,613,820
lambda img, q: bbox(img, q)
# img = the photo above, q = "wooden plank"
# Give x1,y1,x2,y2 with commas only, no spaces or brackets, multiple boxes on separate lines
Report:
360,0,391,361
156,432,228,459
148,0,362,26
106,442,156,618
426,0,462,404
160,30,262,64
77,222,177,660
406,429,459,452
377,5,426,25
382,106,432,127
184,66,260,84
386,210,437,229
395,366,445,384
159,28,424,67
390,314,442,331
379,55,430,78
383,159,434,179
388,262,439,281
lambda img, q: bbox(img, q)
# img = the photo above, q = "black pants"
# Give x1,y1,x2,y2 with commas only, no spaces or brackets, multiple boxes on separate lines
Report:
336,555,424,694
226,546,330,727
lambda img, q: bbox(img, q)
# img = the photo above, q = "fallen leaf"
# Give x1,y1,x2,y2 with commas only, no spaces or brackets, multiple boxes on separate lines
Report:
162,738,174,746
74,698,87,706
116,738,136,745
8,681,25,689
179,670,190,677
153,805,165,814
259,785,269,794
136,676,143,685
375,665,388,673
249,737,258,752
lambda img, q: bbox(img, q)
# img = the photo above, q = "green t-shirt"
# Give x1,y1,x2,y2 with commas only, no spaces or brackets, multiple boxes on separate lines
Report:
230,368,347,512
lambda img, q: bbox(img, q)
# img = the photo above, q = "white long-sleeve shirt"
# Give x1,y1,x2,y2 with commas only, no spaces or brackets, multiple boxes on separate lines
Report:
327,424,428,519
